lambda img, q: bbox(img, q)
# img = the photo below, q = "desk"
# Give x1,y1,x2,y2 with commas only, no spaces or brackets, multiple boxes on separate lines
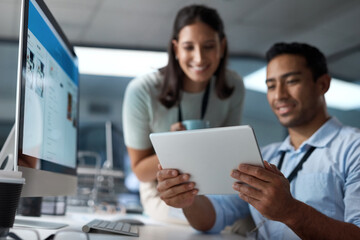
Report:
89,225,245,240
12,208,247,240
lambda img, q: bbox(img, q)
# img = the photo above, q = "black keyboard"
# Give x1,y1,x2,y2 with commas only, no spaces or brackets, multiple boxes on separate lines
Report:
82,219,139,237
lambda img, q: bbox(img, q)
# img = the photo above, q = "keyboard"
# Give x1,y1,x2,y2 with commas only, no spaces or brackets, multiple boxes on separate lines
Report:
82,219,139,237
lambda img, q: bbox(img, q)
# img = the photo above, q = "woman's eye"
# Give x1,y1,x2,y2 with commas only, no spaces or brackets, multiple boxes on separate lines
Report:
203,45,215,50
183,46,193,51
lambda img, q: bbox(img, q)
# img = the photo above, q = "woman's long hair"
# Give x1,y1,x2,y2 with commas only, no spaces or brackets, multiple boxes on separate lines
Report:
159,5,234,108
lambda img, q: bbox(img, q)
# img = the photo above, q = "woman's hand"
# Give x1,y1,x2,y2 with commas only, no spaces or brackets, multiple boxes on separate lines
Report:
170,122,186,131
156,164,198,208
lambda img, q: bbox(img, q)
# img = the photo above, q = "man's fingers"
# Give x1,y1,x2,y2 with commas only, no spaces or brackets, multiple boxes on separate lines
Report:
161,189,198,208
157,173,190,192
231,169,267,190
156,169,179,181
159,181,196,200
237,191,260,207
233,182,262,200
263,160,285,177
156,169,197,208
270,163,284,176
264,161,273,171
237,164,274,182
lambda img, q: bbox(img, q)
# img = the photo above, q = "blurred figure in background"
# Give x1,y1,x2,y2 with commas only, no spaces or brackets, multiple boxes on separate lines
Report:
122,4,245,223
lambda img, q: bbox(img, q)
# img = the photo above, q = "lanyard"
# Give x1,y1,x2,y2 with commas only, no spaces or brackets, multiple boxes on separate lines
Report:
178,82,211,122
277,146,316,183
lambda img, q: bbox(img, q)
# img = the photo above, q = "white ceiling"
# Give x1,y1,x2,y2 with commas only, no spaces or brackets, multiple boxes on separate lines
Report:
0,0,360,81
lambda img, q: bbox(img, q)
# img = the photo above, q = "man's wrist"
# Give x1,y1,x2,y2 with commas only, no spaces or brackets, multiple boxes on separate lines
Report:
282,199,308,228
183,195,216,231
183,195,202,213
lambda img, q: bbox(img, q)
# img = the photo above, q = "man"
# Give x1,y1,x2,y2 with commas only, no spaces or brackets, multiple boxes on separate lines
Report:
156,42,360,239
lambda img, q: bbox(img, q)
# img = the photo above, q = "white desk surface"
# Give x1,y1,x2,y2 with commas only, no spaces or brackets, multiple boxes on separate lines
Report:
12,208,247,240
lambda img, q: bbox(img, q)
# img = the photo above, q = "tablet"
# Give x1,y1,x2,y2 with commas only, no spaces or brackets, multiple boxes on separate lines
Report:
149,125,264,195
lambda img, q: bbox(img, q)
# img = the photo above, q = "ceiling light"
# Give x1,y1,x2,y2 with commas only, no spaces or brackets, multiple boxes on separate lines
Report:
74,46,168,78
243,67,360,111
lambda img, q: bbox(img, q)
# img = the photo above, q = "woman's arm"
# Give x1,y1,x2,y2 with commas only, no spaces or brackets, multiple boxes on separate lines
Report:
123,77,159,182
127,147,159,182
127,122,185,182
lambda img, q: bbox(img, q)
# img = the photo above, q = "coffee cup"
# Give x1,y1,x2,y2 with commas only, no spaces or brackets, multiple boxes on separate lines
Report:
0,176,25,237
182,119,210,130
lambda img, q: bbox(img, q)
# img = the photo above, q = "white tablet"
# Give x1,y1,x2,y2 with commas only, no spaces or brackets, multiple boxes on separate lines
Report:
150,125,264,195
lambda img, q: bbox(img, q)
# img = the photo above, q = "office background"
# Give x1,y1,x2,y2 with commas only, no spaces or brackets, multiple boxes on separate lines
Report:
1,0,360,177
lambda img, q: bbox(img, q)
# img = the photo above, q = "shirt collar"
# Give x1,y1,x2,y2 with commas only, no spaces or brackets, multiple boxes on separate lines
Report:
278,117,342,153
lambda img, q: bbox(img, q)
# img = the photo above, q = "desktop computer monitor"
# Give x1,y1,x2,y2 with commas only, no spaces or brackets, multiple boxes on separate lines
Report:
13,0,78,197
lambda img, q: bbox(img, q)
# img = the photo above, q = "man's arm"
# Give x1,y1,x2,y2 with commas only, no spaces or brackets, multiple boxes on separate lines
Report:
285,199,360,240
183,196,215,231
156,166,216,231
232,161,360,239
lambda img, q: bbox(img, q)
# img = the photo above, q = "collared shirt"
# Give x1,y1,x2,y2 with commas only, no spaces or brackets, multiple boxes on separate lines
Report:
208,118,360,239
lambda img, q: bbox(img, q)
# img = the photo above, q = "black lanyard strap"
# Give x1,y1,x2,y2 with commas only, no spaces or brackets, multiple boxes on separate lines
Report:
178,82,211,122
277,146,316,183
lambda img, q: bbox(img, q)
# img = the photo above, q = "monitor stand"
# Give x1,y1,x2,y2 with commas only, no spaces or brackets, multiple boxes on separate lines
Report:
0,125,16,238
0,124,15,171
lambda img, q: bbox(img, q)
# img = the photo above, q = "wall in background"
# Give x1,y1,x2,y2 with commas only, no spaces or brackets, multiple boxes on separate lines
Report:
1,42,360,150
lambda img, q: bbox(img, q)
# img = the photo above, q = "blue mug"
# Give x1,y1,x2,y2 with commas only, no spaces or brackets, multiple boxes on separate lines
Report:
182,119,210,130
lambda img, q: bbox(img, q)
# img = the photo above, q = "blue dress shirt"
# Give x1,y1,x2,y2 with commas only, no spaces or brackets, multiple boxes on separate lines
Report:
208,118,360,239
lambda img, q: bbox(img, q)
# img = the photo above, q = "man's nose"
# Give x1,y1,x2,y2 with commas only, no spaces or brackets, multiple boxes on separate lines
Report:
274,83,289,100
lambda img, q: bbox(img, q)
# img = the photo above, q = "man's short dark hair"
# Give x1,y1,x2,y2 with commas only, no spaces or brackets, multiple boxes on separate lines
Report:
266,42,328,81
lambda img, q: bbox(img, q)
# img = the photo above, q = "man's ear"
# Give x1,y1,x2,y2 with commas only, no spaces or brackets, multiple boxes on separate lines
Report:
172,39,178,59
317,74,331,94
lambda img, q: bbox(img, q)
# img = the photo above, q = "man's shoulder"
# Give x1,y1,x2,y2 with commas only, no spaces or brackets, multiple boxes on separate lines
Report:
336,124,360,148
339,124,360,137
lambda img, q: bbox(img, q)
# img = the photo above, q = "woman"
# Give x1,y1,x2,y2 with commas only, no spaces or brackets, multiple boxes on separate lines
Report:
122,4,245,223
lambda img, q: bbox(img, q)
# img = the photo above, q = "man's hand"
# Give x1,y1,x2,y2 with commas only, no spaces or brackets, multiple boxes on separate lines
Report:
156,164,198,208
231,161,297,223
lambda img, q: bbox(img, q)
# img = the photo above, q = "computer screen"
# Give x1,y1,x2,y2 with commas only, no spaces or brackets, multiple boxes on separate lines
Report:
14,0,78,197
